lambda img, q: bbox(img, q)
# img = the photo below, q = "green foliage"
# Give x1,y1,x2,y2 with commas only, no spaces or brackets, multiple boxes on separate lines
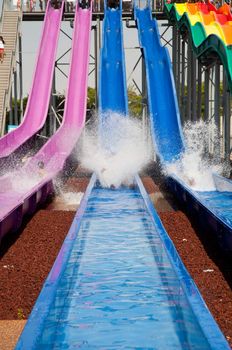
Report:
128,87,142,118
18,86,142,119
87,87,96,110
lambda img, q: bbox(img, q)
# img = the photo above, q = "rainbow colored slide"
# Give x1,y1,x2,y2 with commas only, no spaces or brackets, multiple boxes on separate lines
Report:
165,2,232,90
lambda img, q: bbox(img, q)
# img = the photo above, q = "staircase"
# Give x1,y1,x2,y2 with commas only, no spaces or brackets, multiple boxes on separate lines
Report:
0,9,21,136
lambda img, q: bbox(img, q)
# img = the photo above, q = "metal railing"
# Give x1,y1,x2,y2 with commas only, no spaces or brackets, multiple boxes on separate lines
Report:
19,0,165,13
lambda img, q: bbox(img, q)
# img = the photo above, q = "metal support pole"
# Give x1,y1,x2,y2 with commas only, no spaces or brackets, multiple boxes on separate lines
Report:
213,62,221,159
204,66,209,121
187,38,191,120
9,88,13,129
214,63,220,127
176,30,181,103
96,17,101,111
14,70,18,125
50,71,57,135
94,24,99,111
19,34,23,122
172,26,177,84
197,60,202,119
223,70,231,159
191,50,197,121
214,63,220,157
142,55,147,139
181,39,185,123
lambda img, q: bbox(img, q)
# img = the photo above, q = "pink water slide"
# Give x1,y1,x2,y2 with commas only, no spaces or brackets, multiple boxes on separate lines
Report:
0,0,64,158
0,3,92,241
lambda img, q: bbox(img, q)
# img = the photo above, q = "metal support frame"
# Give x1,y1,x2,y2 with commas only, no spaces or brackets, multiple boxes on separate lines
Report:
197,60,202,119
170,25,232,161
176,29,181,104
180,39,186,123
191,48,197,121
187,37,191,120
13,70,18,125
141,54,148,138
9,89,13,126
223,69,231,159
172,25,177,84
42,21,100,137
17,7,231,162
18,34,23,122
213,62,221,159
204,67,210,122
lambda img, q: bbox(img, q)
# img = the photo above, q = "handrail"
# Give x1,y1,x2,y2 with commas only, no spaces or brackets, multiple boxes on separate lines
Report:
20,0,164,13
1,13,21,135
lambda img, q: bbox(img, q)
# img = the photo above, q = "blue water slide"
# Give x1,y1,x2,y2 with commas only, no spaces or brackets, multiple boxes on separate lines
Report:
135,6,184,163
135,5,232,251
99,0,128,115
16,3,229,348
15,175,229,348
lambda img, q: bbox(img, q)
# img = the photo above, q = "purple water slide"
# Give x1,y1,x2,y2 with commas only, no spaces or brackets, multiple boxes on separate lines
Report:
0,0,64,158
0,4,92,241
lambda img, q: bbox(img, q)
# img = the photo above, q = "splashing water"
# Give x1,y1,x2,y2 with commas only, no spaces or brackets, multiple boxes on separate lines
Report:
165,120,224,191
60,192,84,206
53,178,84,208
78,113,153,188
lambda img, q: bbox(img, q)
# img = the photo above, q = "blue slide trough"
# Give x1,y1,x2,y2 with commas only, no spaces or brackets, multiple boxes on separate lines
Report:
15,175,229,349
16,2,229,348
135,5,232,252
99,2,128,115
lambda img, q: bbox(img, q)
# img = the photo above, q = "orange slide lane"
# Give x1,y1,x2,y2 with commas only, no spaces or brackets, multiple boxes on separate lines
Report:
187,2,232,45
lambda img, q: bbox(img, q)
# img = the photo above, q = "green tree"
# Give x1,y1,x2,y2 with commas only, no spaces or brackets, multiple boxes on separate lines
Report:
128,86,142,117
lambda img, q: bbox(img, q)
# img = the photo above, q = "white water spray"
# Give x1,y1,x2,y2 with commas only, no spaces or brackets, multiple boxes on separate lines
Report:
53,178,84,208
165,120,224,191
78,113,153,188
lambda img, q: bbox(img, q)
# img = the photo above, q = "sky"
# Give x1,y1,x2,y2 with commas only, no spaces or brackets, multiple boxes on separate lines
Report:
21,17,171,97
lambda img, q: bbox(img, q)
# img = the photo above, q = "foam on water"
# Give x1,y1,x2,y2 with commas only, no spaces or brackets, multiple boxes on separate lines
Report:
78,113,153,188
165,120,224,191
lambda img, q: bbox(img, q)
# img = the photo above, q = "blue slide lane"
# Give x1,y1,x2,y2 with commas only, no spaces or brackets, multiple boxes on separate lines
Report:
135,5,232,251
15,176,229,349
99,2,128,115
135,6,184,164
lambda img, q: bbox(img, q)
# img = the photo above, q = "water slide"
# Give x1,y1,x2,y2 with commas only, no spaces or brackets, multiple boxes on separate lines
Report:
0,0,64,160
0,3,92,241
135,4,232,251
16,2,229,348
165,2,232,91
99,1,128,115
135,6,184,164
98,0,129,149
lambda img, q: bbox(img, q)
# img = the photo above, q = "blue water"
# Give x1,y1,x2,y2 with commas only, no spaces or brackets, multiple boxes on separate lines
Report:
36,187,210,349
197,191,232,227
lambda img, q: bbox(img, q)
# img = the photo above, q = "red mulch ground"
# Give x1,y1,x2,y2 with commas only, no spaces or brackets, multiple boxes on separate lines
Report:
0,210,75,320
159,211,232,347
0,175,231,347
